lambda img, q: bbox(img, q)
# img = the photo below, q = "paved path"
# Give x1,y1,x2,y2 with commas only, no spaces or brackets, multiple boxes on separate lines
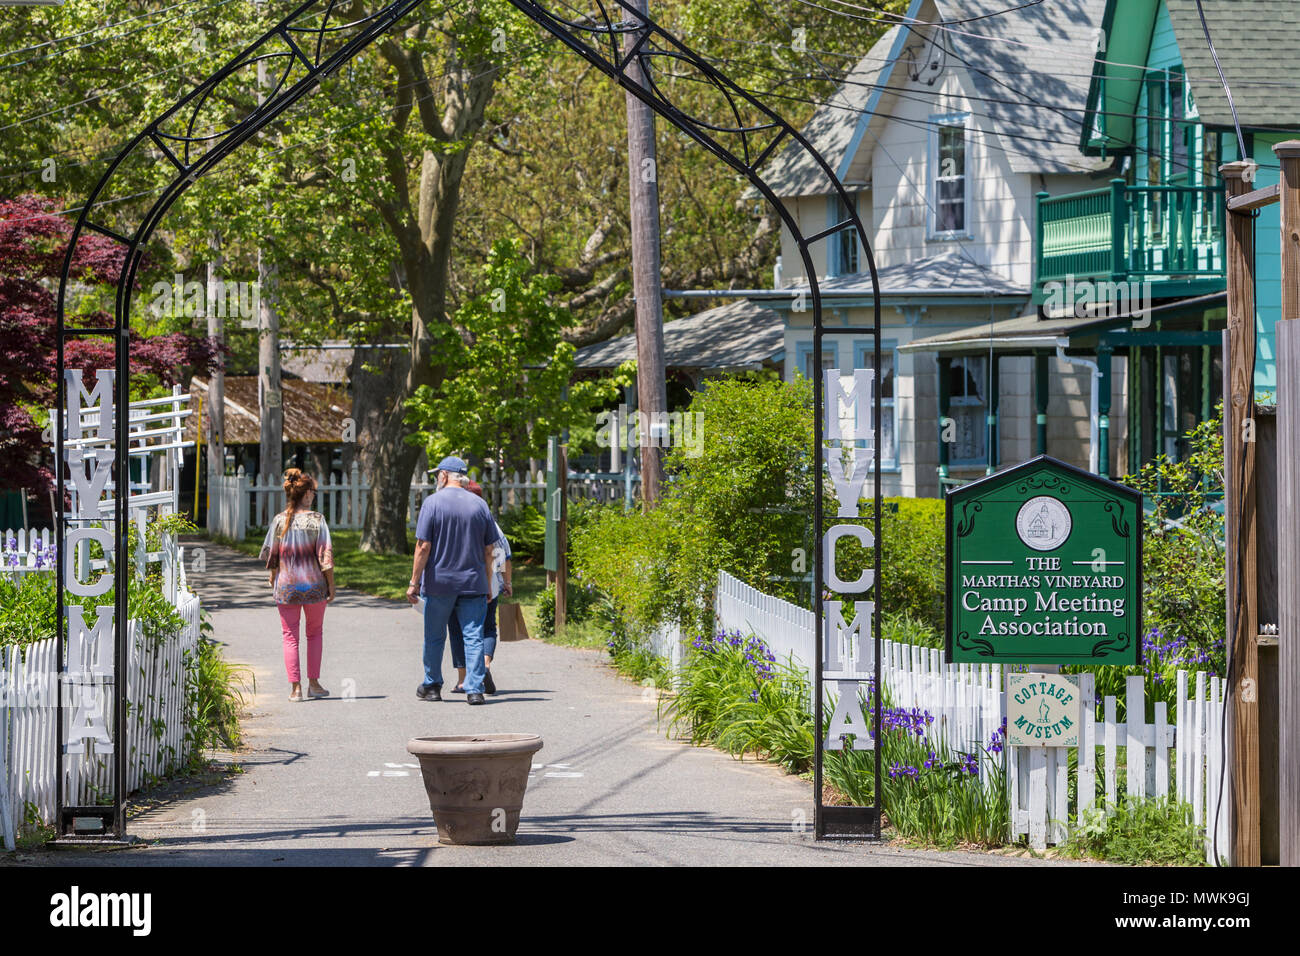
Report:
28,543,1061,867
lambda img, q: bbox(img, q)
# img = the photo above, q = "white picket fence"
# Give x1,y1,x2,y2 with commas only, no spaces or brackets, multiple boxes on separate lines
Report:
712,570,1230,862
207,463,639,541
0,588,202,848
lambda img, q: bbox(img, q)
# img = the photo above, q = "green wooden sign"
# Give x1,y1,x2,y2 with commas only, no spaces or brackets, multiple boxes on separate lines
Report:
945,456,1142,665
544,434,560,572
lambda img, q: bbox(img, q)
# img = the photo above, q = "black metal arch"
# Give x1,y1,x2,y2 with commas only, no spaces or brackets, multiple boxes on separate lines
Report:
55,0,882,842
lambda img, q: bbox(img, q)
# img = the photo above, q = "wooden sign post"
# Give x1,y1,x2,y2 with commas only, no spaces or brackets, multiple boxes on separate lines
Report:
1221,160,1261,868
1273,141,1300,869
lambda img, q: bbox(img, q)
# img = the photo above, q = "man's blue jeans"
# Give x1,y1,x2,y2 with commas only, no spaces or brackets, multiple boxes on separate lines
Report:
449,595,498,668
423,593,488,694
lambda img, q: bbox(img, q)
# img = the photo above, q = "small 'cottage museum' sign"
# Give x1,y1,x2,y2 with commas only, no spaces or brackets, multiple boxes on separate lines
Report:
945,456,1142,666
1006,673,1082,746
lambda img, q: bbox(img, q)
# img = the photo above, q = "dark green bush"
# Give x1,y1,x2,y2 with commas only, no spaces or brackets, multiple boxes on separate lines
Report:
499,503,545,563
571,376,816,636
535,578,604,639
0,572,183,649
1061,797,1208,865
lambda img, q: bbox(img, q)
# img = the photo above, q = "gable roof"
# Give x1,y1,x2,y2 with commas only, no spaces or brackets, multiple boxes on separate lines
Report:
1163,0,1300,129
572,298,783,371
1082,0,1300,152
755,25,904,197
756,0,1109,198
780,250,1026,298
188,377,352,445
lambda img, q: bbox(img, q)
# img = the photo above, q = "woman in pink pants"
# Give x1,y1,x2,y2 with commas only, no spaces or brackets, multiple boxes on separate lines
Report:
259,469,335,701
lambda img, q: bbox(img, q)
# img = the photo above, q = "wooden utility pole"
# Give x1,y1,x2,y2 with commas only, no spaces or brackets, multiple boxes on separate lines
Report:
1273,140,1300,868
622,0,667,508
1221,159,1259,867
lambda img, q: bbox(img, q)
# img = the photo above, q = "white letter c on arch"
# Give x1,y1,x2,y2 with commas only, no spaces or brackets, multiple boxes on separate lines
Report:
823,524,875,594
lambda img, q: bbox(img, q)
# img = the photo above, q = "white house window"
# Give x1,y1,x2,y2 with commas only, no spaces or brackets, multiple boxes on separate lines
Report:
949,355,987,464
854,343,895,468
799,342,838,381
930,116,968,237
835,193,859,275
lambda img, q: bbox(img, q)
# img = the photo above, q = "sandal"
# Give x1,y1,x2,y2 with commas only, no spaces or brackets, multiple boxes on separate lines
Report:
289,689,304,702
308,685,330,699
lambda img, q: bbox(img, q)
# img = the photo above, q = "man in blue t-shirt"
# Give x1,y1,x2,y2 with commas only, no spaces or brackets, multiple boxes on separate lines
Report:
407,456,498,704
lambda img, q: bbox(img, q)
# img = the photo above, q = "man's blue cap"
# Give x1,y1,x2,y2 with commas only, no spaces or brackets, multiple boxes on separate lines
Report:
436,456,468,474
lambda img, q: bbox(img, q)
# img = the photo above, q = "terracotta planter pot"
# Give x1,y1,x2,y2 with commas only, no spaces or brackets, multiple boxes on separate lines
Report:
406,733,544,845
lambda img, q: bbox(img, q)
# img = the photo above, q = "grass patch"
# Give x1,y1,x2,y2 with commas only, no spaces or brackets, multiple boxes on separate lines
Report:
1060,797,1209,866
214,531,563,646
217,529,419,601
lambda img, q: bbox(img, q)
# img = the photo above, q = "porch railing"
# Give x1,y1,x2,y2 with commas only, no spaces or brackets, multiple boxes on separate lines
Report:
1036,179,1226,294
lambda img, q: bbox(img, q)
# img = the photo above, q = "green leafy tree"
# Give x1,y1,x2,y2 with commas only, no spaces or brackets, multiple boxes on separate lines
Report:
1123,408,1225,651
405,239,628,496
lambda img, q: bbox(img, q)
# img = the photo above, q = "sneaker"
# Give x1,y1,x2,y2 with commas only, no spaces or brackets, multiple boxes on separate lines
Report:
416,682,442,702
483,670,497,695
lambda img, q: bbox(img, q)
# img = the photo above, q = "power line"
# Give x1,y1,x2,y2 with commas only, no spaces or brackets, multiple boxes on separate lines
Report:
685,33,1230,180
0,0,232,60
0,4,464,179
790,0,1297,90
750,0,990,276
1,29,550,223
0,0,245,73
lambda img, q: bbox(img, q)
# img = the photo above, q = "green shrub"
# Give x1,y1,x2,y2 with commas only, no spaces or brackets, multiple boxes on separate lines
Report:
572,376,817,636
0,572,183,649
1123,409,1225,652
1061,797,1208,865
535,578,605,640
498,503,545,564
186,629,253,753
881,609,943,648
606,636,672,690
878,499,945,630
568,500,683,636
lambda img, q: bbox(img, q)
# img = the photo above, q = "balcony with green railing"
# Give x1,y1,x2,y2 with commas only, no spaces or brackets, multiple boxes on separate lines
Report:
1034,179,1226,303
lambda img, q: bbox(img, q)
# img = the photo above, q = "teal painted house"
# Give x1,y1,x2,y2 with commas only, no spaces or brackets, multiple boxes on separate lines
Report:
909,0,1300,482
1073,0,1300,467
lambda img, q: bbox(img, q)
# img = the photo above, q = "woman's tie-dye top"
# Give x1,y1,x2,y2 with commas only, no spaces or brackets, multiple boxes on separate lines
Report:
260,510,334,605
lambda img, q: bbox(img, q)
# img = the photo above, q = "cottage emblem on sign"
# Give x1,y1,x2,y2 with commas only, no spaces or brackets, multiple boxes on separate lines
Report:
1015,495,1071,551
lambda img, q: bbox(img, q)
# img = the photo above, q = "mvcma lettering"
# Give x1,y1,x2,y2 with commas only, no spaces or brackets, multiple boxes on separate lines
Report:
49,885,151,937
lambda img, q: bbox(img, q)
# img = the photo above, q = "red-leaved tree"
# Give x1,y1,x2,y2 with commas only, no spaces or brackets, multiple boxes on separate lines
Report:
0,194,221,498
